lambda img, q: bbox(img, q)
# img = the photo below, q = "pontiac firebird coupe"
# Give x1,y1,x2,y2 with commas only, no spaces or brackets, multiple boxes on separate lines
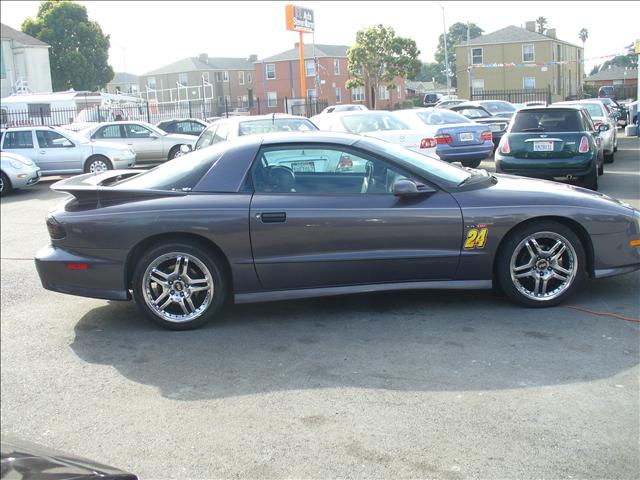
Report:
35,132,640,330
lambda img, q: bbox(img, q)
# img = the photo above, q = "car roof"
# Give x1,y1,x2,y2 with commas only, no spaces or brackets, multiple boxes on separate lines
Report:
157,118,206,123
260,130,362,146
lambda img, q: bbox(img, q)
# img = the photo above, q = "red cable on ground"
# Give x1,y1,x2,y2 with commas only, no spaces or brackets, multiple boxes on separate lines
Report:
562,305,640,324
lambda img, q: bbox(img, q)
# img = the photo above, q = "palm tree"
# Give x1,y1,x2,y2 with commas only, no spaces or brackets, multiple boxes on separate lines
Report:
536,16,548,34
578,28,588,48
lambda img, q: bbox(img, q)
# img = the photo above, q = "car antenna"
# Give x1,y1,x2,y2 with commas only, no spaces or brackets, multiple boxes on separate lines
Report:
272,112,275,125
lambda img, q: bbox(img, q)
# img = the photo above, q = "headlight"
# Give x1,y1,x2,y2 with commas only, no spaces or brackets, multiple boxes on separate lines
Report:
8,159,24,169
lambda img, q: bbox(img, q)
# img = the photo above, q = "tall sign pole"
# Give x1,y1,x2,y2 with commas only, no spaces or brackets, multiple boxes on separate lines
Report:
286,4,315,100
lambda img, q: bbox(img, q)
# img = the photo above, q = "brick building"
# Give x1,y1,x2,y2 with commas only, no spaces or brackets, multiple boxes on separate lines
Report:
253,43,406,111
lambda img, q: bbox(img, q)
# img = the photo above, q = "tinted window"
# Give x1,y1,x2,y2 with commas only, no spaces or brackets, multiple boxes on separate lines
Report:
511,110,582,132
237,118,316,136
36,130,73,148
415,110,471,125
96,125,123,139
340,113,409,133
3,131,34,149
112,146,225,191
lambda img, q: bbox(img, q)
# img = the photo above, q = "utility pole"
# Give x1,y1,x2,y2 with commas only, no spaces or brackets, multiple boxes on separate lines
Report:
438,3,451,97
467,21,472,100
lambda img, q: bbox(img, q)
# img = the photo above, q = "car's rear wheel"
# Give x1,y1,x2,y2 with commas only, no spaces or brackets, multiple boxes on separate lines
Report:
583,164,598,190
0,172,12,196
604,151,615,163
497,221,586,308
132,240,227,330
462,159,482,168
84,155,112,173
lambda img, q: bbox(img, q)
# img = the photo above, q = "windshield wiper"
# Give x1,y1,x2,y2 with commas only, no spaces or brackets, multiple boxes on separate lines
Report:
521,127,546,132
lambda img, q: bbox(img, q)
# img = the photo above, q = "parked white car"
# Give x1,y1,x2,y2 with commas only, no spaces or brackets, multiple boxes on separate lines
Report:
0,151,41,195
79,121,195,165
311,110,439,158
0,126,136,175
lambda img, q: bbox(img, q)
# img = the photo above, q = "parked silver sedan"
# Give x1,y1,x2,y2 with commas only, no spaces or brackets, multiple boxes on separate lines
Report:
80,121,196,165
0,151,41,195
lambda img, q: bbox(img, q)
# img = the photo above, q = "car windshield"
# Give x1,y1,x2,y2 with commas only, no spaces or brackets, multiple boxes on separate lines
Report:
359,137,472,185
511,110,582,132
238,118,317,136
415,110,471,125
341,113,410,133
480,101,517,114
112,145,224,191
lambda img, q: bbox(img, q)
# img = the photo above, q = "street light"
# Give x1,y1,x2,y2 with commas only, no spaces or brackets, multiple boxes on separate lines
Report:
438,2,451,97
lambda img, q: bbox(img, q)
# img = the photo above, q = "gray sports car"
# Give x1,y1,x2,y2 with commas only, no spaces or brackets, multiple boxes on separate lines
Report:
35,132,640,330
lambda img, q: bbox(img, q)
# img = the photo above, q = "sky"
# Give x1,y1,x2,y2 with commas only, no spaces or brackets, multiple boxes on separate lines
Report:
1,0,638,76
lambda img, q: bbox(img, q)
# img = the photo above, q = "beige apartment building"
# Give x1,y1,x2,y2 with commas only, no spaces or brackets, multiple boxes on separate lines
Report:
456,22,584,102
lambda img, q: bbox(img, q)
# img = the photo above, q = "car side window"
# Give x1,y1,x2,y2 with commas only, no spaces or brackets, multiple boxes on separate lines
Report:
36,130,73,148
95,125,123,139
212,124,229,143
251,146,411,195
125,124,154,138
3,131,34,149
195,126,218,150
188,122,205,134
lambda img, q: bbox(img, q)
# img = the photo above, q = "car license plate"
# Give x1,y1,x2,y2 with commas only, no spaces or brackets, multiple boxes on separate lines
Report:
459,132,474,141
533,141,554,152
291,161,315,173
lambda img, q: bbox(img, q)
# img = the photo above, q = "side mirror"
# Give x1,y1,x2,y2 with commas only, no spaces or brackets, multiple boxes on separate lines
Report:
598,124,610,133
180,144,192,154
393,179,435,197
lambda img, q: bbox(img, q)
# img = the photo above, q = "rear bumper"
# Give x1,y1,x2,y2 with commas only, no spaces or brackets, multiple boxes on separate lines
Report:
437,143,494,161
495,153,595,178
35,245,130,301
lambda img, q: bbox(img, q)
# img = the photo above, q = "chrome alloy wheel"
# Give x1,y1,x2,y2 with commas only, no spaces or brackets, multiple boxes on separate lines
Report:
510,231,577,301
89,159,109,173
142,252,214,323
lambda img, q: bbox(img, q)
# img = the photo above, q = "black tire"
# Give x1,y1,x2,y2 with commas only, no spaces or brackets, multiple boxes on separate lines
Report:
583,164,598,190
84,155,113,173
604,151,614,164
462,159,482,168
132,240,227,330
168,146,181,160
496,220,587,308
0,172,12,196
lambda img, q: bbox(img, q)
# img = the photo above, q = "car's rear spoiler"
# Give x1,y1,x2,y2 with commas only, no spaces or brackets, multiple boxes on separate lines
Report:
50,170,185,205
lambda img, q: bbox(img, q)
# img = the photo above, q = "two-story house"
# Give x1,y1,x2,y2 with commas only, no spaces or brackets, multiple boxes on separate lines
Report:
253,43,406,112
1,23,52,98
104,72,140,96
455,22,583,102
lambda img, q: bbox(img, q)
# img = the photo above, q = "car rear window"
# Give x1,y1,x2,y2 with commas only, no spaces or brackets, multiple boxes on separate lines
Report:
510,110,582,133
238,118,317,136
416,110,471,125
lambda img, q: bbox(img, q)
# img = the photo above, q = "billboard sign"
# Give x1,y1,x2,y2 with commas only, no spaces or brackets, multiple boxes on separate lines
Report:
285,4,315,33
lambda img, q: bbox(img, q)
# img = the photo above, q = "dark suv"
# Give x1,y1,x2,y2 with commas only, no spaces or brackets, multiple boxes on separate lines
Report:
494,106,607,190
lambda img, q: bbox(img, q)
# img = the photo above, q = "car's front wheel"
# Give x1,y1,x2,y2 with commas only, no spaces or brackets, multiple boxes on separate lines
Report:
132,240,227,330
497,221,586,308
168,145,183,160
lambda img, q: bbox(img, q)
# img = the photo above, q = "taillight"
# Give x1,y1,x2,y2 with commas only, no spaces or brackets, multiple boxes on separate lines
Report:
420,138,436,149
578,136,590,153
66,263,89,270
500,137,511,154
480,130,492,141
46,214,66,240
434,134,452,145
337,156,353,171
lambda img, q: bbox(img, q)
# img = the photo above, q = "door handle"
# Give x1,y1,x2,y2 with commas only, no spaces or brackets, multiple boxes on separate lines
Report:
260,212,286,223
38,149,45,154
127,143,133,146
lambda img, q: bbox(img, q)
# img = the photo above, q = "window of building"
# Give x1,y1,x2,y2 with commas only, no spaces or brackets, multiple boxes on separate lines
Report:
335,87,342,103
523,77,536,89
225,95,231,103
202,72,210,83
351,86,365,102
178,72,188,86
471,48,483,65
266,64,276,80
238,71,245,85
522,44,535,63
215,72,223,82
115,86,122,94
28,103,51,118
472,79,485,93
267,91,278,107
305,59,315,77
1,52,6,79
307,89,317,100
396,85,402,99
247,72,253,83
147,77,156,89
334,59,340,75
223,71,229,82
379,85,389,100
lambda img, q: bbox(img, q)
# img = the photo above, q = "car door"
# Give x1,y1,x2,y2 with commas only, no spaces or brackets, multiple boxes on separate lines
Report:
34,129,83,173
1,130,38,166
248,143,463,290
123,123,163,163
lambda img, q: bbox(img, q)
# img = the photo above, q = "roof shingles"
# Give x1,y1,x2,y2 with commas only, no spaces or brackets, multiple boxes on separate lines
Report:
458,25,579,48
259,44,349,63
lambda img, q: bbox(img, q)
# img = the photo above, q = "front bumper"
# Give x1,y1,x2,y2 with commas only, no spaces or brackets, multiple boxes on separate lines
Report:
9,167,41,189
35,245,130,301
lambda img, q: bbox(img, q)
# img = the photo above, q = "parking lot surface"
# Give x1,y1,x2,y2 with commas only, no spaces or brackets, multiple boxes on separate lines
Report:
1,136,639,479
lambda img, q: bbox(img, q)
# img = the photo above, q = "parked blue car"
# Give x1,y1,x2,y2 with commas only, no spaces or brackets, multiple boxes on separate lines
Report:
393,108,494,168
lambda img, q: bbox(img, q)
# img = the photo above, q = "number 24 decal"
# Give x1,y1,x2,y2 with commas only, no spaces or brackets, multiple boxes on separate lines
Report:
464,228,488,249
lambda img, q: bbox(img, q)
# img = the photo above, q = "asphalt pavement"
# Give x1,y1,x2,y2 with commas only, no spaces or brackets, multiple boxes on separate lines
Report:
1,134,639,479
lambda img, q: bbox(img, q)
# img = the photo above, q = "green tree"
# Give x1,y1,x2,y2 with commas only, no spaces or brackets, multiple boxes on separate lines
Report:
434,22,483,88
536,16,548,34
578,28,588,48
590,45,638,75
22,0,114,91
415,62,445,84
346,25,421,109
